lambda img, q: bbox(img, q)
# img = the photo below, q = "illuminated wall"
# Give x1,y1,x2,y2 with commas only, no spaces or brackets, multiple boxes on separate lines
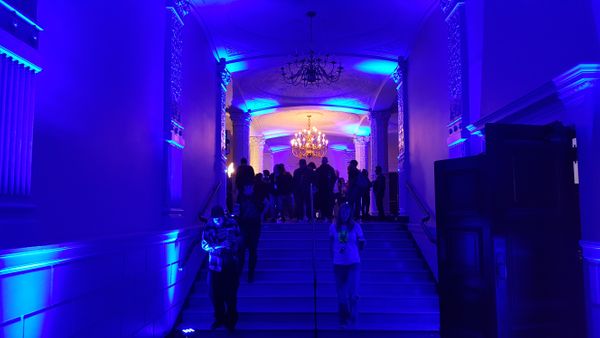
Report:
1,0,220,336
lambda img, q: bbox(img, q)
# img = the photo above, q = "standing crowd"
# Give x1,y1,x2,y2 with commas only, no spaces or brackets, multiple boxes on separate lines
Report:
202,156,384,331
229,157,387,223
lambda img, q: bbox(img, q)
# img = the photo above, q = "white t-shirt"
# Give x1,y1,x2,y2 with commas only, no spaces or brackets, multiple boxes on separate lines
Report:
329,222,365,265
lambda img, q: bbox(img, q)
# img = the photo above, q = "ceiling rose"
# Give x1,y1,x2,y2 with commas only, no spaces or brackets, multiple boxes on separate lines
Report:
280,11,343,87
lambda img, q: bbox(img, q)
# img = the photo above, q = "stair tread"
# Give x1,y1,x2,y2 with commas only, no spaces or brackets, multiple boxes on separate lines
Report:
174,221,439,335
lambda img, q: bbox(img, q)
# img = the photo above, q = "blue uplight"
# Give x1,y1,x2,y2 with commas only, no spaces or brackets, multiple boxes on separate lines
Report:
227,61,248,73
356,126,371,136
263,130,290,139
330,144,350,151
164,230,180,304
270,145,291,153
343,125,371,136
240,98,279,112
448,138,467,147
354,60,397,75
250,108,277,117
321,98,369,110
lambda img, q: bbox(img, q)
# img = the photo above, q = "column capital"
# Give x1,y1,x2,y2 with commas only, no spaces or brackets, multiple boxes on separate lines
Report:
353,135,369,146
250,135,266,147
441,0,465,17
228,107,252,125
392,57,408,88
218,58,231,87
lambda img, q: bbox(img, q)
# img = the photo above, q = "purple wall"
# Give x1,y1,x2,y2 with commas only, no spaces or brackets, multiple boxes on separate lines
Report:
0,1,220,336
407,9,449,222
481,0,600,117
30,1,167,247
181,16,219,228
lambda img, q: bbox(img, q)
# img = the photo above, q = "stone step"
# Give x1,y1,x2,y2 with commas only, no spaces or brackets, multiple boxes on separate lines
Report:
186,296,440,314
258,238,415,249
171,329,438,338
257,248,423,260
260,230,412,240
190,281,437,298
180,312,439,331
229,258,427,270
197,269,435,284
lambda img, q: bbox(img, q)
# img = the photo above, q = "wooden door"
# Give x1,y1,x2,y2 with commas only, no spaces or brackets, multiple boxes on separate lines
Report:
485,123,585,338
435,155,496,338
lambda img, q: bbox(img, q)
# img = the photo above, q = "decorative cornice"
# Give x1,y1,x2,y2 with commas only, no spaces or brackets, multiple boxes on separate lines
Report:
441,0,465,18
0,45,41,73
472,63,600,134
218,58,232,87
554,63,600,101
392,57,408,88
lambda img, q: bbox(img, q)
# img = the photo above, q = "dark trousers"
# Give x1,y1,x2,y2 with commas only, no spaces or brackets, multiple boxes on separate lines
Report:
316,190,333,220
375,193,384,219
348,189,361,219
361,192,370,218
239,225,261,279
208,262,239,327
294,191,312,220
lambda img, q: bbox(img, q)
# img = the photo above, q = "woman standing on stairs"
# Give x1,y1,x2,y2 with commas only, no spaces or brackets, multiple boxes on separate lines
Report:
329,203,366,329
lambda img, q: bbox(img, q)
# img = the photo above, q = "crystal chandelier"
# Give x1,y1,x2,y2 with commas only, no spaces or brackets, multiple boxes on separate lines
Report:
291,115,329,159
281,11,343,87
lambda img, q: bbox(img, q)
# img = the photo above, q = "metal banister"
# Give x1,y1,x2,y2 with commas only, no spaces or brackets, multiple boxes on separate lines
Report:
405,180,437,243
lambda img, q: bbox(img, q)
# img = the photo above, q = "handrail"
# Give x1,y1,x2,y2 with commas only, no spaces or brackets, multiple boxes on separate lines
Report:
179,181,222,269
197,180,223,223
405,181,437,243
310,183,318,338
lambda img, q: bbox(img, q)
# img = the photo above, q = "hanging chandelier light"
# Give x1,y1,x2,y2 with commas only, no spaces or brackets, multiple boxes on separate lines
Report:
291,115,329,158
281,11,343,87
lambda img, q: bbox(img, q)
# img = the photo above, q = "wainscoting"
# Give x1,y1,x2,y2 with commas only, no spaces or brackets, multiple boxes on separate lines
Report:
0,226,204,337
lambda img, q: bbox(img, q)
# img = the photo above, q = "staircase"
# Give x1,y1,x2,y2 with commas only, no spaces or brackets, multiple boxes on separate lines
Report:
173,221,439,337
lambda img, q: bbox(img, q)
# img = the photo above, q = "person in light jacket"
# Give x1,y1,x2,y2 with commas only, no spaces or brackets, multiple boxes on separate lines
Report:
329,202,366,329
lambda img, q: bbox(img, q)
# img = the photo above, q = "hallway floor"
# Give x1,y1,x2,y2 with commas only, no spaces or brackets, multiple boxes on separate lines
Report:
173,220,440,337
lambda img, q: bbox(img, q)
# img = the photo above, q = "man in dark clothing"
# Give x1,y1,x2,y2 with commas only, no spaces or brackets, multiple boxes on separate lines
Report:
235,158,255,200
315,157,336,221
347,160,362,219
373,165,386,220
237,184,264,283
293,159,313,221
361,169,372,220
201,206,242,331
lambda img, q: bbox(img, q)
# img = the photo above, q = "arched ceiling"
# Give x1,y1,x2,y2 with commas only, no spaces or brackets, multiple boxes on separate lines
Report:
191,0,437,139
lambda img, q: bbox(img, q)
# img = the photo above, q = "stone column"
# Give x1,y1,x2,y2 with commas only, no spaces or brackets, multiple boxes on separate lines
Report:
369,109,392,174
216,59,231,207
229,107,252,166
263,147,274,174
393,57,409,217
442,0,471,158
249,135,266,173
353,136,369,170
